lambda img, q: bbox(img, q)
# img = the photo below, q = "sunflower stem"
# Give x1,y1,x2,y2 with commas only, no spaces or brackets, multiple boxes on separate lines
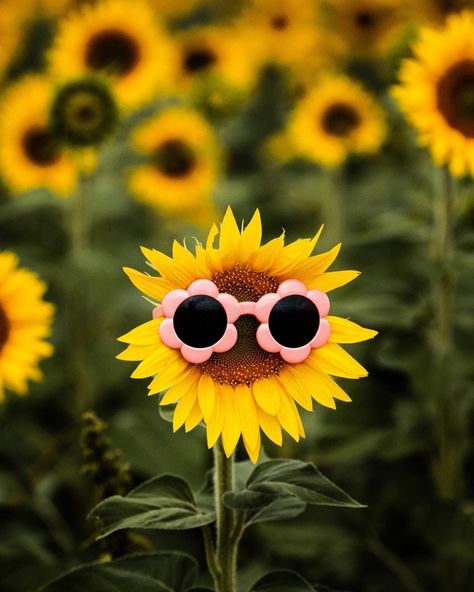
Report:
430,166,465,500
68,170,93,414
213,444,239,592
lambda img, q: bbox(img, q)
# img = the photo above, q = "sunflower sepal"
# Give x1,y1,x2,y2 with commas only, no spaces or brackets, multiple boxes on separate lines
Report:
89,473,216,536
223,458,364,515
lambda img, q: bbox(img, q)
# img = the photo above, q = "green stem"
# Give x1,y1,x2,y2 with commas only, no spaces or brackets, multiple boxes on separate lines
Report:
430,167,463,500
213,444,240,592
68,172,93,414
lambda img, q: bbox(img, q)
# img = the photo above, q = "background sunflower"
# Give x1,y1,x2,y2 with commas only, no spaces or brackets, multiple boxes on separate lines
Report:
0,1,473,592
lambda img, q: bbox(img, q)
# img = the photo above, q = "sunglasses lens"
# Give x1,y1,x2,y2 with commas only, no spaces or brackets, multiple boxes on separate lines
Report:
174,295,227,348
268,295,320,348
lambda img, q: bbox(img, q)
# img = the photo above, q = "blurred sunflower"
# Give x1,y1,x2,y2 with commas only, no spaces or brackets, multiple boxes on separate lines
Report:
0,76,77,197
129,107,220,219
322,0,408,57
287,75,386,167
172,25,258,100
0,252,54,401
394,11,474,177
48,0,176,109
50,77,119,147
236,0,319,67
118,208,376,462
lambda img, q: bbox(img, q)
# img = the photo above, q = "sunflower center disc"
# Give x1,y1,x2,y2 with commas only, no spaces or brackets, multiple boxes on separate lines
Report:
355,11,376,29
0,305,10,352
154,139,196,178
200,266,284,385
22,127,61,166
184,48,217,73
85,29,140,76
437,59,474,137
271,14,289,30
322,103,361,137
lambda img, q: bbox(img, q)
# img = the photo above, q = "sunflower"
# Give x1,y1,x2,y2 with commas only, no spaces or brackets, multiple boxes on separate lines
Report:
48,0,176,109
0,252,54,401
50,77,119,147
129,107,221,218
172,26,258,98
0,76,77,197
321,0,408,57
394,11,474,177
286,74,386,168
118,208,376,462
236,0,319,67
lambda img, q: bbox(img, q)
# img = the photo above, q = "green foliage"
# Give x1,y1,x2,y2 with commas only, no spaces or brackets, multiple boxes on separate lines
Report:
38,551,198,592
91,475,216,535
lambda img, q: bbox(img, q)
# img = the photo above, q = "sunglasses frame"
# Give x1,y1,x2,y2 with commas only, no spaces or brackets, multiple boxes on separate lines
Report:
154,278,331,364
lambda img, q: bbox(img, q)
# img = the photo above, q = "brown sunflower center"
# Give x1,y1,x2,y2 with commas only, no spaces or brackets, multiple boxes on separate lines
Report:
85,29,140,77
184,48,217,73
437,59,474,138
200,266,284,385
22,127,61,167
322,103,361,137
154,139,196,178
0,304,10,353
270,14,289,30
354,10,377,29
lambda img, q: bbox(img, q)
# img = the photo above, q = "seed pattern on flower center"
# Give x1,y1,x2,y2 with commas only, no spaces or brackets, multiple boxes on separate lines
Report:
0,304,10,353
200,266,284,385
322,103,361,137
85,29,140,77
22,127,61,166
437,59,474,138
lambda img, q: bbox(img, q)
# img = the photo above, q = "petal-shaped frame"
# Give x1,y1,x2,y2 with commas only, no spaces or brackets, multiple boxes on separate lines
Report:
255,279,331,364
157,279,239,363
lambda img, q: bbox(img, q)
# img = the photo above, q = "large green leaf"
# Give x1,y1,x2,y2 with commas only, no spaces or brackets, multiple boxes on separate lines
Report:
224,460,363,511
90,474,215,537
38,551,197,592
249,570,314,592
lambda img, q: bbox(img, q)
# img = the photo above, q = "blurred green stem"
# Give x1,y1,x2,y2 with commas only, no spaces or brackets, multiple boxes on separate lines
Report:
209,444,244,592
324,168,344,244
68,171,93,414
430,167,463,500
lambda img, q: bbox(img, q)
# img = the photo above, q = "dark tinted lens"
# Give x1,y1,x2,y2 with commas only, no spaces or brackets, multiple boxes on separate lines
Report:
268,295,320,348
173,295,227,348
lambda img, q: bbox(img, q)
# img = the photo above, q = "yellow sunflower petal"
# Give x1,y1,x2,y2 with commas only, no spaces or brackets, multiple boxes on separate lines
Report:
309,343,368,379
173,386,198,432
309,270,360,292
117,318,161,345
276,391,301,441
198,373,216,422
328,316,378,343
116,344,157,361
257,406,283,446
234,384,259,451
185,400,203,432
207,385,224,448
220,384,241,457
123,267,172,301
252,378,280,415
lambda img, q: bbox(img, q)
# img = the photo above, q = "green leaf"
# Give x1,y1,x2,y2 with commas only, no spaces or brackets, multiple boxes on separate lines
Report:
38,551,197,592
224,460,363,512
249,570,314,592
90,474,216,537
245,497,307,526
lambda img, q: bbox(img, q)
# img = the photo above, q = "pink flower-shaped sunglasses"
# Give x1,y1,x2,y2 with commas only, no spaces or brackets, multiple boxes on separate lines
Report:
153,279,331,364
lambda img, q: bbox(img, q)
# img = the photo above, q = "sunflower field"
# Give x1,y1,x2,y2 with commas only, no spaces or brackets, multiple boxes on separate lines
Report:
1,1,474,591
